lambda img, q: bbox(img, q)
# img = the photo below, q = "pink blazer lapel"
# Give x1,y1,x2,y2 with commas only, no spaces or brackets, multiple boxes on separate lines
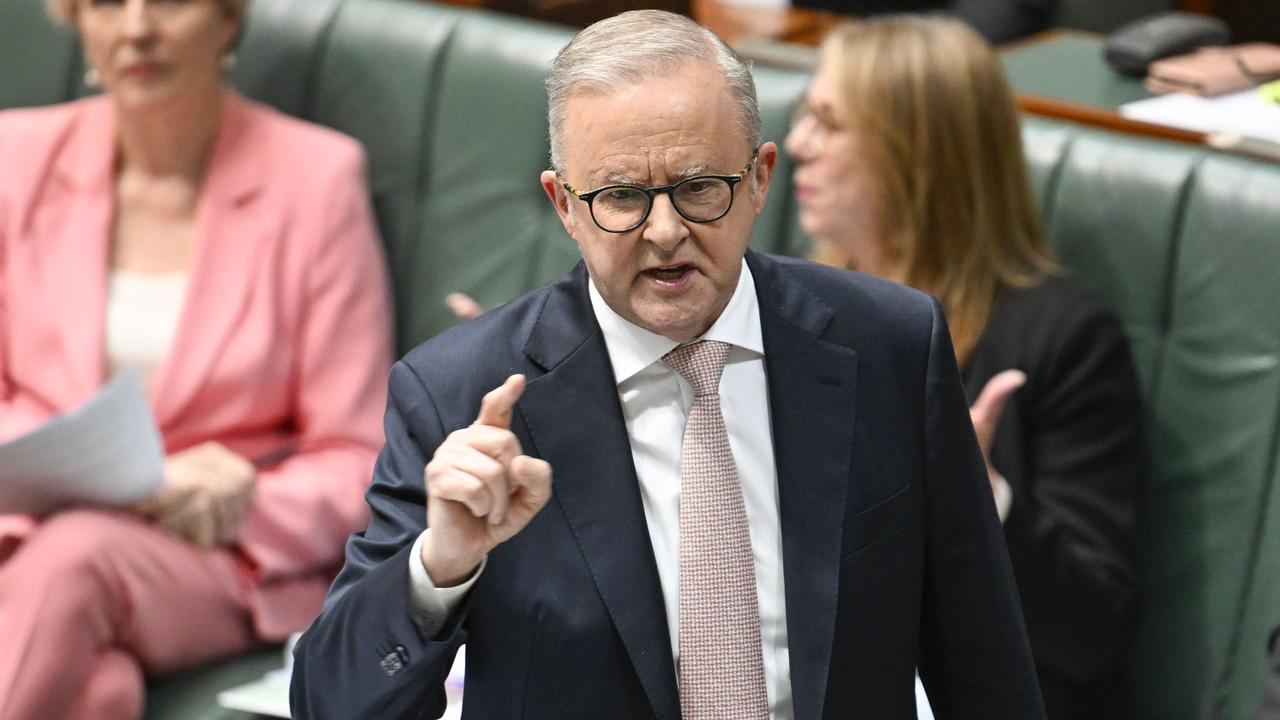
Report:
149,93,274,430
40,98,117,405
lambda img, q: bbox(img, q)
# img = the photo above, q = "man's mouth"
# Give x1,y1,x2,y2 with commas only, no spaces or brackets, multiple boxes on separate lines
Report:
645,264,693,282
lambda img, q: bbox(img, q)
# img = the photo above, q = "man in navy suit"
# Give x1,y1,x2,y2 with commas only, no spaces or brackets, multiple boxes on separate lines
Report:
291,9,1045,719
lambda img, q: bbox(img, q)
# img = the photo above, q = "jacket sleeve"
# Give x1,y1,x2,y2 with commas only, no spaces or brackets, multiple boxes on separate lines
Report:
999,302,1142,679
235,149,394,584
290,360,465,720
916,298,1047,718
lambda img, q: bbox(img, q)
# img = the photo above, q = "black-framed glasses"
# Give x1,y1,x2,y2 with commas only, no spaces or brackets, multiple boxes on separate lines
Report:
560,150,759,234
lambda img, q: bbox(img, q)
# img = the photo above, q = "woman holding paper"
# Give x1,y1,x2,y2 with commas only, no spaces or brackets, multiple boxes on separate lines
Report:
0,0,392,718
785,16,1143,718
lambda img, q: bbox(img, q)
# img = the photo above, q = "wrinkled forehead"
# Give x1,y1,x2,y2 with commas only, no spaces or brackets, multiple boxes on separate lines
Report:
559,67,751,184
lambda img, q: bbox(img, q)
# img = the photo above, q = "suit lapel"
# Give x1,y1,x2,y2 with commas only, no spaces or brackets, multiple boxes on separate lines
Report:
45,98,116,403
749,253,858,720
149,93,274,430
517,266,681,720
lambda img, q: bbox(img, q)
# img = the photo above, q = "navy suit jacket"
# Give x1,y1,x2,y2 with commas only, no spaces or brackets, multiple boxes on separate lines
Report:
291,252,1046,719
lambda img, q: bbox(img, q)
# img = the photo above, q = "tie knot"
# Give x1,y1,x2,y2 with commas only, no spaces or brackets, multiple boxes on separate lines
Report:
663,340,731,397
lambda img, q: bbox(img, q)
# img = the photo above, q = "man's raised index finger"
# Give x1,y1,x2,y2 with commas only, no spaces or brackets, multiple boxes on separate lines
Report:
475,374,526,429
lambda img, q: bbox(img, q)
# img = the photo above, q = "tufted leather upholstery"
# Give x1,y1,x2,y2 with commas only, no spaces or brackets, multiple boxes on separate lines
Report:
1023,117,1280,720
3,0,1279,717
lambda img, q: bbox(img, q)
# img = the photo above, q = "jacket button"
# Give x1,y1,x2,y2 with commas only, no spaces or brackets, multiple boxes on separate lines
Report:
380,646,408,676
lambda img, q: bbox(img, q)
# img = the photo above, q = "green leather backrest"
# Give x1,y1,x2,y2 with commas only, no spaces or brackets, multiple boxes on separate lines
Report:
0,0,81,108
249,0,809,349
1023,115,1280,720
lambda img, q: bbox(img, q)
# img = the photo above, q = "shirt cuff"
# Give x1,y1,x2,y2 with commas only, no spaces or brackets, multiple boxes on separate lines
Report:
407,530,485,637
991,473,1013,524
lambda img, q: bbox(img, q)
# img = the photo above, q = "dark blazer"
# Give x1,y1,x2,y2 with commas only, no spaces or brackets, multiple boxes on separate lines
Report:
963,276,1142,719
291,252,1046,719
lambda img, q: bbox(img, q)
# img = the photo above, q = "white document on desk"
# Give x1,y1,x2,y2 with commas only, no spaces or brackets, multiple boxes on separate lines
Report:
1120,89,1280,144
0,368,164,515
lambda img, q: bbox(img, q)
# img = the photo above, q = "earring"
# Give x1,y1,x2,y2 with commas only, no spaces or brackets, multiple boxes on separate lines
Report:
220,52,237,71
84,66,101,88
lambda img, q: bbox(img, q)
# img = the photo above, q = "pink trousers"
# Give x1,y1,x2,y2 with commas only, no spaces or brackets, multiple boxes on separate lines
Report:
0,510,257,720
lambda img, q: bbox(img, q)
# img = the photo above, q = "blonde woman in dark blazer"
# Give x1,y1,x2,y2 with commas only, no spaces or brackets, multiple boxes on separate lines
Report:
786,15,1142,718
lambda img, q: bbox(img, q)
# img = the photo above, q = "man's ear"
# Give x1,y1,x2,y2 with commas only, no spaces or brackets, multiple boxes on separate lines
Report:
750,141,778,215
541,170,576,237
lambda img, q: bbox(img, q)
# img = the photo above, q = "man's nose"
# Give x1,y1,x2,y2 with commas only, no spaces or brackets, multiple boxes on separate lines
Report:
642,194,688,252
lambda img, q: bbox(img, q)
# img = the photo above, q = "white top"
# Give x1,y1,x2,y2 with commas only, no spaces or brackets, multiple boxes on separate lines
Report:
408,260,794,719
104,269,188,393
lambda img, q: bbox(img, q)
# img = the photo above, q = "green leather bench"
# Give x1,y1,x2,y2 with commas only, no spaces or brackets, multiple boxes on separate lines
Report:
2,0,1278,718
1022,119,1280,720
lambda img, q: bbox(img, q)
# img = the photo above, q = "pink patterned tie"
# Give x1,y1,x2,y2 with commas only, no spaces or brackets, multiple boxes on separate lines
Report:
663,340,769,720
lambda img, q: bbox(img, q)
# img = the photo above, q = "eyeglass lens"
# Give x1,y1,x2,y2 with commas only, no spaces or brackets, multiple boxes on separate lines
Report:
592,177,734,232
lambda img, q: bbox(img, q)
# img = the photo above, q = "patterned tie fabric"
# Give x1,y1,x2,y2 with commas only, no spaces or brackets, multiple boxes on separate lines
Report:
663,340,769,720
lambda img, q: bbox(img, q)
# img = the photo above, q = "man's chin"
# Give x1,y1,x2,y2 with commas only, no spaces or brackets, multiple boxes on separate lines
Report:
629,307,714,343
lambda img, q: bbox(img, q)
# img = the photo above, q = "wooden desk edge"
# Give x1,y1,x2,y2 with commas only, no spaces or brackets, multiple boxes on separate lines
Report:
1016,93,1208,144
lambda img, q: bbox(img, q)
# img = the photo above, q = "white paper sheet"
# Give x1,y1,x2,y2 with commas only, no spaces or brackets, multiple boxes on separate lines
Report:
0,368,164,515
1120,89,1280,144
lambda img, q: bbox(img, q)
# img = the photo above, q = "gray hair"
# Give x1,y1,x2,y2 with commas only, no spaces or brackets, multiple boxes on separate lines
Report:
546,10,761,171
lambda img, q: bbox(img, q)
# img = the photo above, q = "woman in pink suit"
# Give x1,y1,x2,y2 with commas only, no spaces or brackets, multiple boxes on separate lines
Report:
0,1,394,717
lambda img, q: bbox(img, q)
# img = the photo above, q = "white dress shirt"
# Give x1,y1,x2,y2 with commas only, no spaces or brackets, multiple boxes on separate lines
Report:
408,260,794,718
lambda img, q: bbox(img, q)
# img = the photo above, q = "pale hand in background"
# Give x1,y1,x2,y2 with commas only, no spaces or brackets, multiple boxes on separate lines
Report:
134,441,256,549
420,374,553,587
969,369,1027,496
445,292,485,322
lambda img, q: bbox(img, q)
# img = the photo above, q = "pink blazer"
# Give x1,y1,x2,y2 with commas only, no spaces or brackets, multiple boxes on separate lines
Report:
0,93,394,639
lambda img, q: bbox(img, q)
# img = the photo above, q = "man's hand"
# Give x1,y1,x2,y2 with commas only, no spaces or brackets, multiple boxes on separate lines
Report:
969,369,1026,494
135,441,257,549
420,374,552,586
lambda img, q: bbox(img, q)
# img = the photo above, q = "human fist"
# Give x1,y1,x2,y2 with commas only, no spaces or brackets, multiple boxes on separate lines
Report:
420,375,552,586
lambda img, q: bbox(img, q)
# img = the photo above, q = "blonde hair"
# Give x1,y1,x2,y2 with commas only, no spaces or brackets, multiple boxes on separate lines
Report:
46,0,249,24
813,14,1054,365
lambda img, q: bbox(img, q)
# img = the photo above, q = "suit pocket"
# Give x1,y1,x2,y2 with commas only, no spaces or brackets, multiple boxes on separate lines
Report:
842,482,916,559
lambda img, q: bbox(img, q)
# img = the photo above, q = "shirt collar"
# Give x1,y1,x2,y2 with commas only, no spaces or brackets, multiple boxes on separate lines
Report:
588,259,764,386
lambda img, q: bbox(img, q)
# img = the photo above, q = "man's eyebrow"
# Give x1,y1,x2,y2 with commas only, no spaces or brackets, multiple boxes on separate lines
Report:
601,172,639,184
595,163,711,186
674,163,710,179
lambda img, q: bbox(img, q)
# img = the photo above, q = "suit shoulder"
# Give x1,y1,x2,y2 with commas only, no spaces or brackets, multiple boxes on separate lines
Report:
239,97,366,177
0,97,94,138
0,98,100,177
763,254,939,343
975,274,1134,392
989,274,1125,346
768,254,933,308
399,282,557,388
0,98,109,222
